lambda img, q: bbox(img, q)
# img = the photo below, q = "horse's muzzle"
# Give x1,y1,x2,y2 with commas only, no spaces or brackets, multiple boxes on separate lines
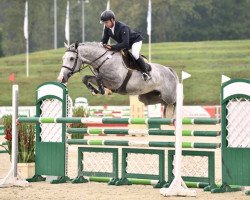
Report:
57,75,66,83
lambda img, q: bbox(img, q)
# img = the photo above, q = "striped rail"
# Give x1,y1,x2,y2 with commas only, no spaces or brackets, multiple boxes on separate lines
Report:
67,128,220,137
84,176,209,188
18,117,220,125
67,139,220,149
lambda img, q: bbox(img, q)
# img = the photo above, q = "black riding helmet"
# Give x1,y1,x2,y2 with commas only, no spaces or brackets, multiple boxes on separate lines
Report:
100,10,115,23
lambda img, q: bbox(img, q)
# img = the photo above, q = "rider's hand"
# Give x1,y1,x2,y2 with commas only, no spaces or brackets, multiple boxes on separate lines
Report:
103,44,112,50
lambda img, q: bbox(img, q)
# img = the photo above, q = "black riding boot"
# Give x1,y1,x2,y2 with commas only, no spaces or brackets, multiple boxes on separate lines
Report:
136,57,152,81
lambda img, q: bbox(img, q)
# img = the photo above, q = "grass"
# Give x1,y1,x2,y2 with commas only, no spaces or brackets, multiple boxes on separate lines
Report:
0,39,249,106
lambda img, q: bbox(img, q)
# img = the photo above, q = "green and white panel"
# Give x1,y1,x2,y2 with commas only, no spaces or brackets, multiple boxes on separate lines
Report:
39,99,63,142
125,152,159,176
78,147,118,178
35,82,68,177
121,148,165,182
221,78,250,186
168,150,215,187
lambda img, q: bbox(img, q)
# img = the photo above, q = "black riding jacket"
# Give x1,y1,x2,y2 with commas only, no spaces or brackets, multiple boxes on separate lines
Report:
101,21,143,51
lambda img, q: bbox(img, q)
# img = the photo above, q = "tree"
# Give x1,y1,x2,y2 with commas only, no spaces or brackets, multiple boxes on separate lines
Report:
0,0,250,56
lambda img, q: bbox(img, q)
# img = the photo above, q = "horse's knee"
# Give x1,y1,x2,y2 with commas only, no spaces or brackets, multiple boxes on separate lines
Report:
138,94,148,105
96,75,103,84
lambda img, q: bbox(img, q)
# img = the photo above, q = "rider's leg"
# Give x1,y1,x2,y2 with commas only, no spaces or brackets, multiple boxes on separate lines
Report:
131,41,152,81
136,57,152,81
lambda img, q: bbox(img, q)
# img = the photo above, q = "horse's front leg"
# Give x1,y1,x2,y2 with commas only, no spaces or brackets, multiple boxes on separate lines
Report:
96,75,112,95
96,75,105,95
82,75,100,95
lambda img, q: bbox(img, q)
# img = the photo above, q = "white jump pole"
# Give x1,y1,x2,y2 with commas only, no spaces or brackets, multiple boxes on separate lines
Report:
160,71,196,197
0,85,29,187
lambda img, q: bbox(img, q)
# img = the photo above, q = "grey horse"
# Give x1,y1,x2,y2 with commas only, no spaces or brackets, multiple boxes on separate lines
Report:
57,42,179,116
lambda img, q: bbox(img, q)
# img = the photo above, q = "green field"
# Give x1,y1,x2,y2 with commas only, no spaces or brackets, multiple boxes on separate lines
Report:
0,40,249,106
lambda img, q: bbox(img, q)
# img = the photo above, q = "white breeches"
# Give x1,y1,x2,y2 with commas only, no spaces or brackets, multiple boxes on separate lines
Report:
131,41,142,60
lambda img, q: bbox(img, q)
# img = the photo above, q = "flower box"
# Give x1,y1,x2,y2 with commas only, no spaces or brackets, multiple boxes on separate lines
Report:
18,162,35,179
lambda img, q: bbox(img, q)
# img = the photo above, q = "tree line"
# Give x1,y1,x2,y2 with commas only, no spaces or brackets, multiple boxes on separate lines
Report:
0,0,250,56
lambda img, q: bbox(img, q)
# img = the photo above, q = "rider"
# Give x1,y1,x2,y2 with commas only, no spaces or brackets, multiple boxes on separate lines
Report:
100,10,152,81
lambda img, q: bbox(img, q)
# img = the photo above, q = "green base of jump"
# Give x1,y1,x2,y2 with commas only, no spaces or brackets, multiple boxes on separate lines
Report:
203,184,219,191
114,178,132,186
50,176,71,184
108,178,120,185
26,175,71,184
211,183,243,193
72,176,89,184
26,175,46,182
153,180,168,188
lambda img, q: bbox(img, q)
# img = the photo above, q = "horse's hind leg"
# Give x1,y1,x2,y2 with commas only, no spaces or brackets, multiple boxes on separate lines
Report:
139,91,175,118
138,91,161,105
163,104,176,118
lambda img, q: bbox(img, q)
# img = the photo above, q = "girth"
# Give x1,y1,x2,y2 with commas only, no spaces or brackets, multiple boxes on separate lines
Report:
111,70,133,94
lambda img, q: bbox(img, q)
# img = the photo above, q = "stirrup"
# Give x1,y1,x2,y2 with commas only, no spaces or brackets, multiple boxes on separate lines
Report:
142,72,152,81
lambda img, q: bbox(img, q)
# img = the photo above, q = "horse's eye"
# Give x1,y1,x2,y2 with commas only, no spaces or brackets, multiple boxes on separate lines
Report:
70,57,74,61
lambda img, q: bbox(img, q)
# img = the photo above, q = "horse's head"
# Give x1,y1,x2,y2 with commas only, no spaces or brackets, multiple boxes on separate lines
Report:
57,41,84,83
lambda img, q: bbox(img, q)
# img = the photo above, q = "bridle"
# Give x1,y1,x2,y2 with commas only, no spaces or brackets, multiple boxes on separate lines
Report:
62,45,116,76
61,49,81,76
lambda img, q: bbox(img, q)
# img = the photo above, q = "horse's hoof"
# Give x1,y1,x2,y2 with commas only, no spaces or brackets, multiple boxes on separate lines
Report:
104,88,112,95
91,92,97,96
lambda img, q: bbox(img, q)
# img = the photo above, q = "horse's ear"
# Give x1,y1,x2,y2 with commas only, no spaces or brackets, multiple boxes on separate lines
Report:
64,42,69,48
75,41,79,49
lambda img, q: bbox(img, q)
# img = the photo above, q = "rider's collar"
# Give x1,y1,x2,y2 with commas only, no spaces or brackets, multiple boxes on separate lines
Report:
110,21,115,34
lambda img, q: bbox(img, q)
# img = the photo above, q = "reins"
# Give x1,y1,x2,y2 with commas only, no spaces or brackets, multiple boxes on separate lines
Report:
67,46,117,76
79,49,108,74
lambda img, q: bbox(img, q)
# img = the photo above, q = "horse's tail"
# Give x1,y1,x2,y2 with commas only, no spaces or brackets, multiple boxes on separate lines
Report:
167,67,179,105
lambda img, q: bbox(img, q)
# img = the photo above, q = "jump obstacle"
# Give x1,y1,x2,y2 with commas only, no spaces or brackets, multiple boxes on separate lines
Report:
1,78,250,196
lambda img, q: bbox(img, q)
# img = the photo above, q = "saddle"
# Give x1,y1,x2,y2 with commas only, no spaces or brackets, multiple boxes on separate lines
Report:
121,50,151,72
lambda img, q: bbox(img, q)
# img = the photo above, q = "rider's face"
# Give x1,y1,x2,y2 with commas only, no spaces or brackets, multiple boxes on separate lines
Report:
104,19,114,28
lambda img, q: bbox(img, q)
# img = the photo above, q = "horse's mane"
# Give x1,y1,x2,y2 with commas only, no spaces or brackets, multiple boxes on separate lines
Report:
79,42,103,48
68,41,103,50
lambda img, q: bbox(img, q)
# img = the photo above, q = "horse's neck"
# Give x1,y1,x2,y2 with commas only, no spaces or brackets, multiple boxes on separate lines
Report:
79,45,106,64
80,45,123,69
